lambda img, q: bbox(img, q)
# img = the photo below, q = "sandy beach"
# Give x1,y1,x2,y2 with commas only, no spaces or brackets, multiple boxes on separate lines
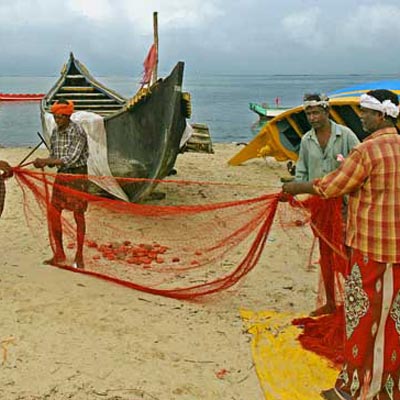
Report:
0,144,319,400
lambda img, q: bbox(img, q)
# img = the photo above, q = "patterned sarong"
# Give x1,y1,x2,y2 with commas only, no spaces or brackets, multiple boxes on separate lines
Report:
335,248,400,399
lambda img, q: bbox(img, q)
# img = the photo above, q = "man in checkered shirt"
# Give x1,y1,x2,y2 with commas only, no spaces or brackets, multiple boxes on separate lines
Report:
283,89,400,400
34,99,88,269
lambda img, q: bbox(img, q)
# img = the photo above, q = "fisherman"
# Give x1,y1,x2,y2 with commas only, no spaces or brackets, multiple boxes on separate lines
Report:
0,160,13,217
282,89,400,399
33,99,89,269
0,160,13,177
294,93,359,317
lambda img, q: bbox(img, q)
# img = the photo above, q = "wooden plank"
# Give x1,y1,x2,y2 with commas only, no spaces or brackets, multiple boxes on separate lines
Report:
329,108,346,125
64,99,121,103
286,116,303,138
350,104,361,117
60,86,95,91
74,104,123,109
55,93,107,97
184,123,214,154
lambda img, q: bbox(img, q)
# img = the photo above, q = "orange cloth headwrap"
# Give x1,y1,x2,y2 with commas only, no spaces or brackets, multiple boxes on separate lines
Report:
51,100,74,115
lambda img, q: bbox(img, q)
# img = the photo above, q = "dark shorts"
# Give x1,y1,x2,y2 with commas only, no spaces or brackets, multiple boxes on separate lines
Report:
51,166,88,213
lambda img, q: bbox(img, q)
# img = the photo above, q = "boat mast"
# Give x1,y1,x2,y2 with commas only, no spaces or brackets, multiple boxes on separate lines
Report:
152,11,159,85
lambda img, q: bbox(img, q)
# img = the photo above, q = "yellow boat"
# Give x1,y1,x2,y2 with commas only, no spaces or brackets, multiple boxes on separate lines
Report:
229,81,400,165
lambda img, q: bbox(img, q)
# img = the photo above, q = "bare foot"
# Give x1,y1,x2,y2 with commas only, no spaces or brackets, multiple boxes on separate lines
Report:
320,388,347,400
310,303,335,317
321,389,332,399
43,255,66,266
73,258,85,269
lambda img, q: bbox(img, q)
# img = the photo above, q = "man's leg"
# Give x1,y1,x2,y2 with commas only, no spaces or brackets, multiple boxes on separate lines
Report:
310,239,336,316
73,211,86,269
45,206,66,265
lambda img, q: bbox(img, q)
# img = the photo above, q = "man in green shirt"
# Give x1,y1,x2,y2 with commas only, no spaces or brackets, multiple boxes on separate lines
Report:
296,93,359,316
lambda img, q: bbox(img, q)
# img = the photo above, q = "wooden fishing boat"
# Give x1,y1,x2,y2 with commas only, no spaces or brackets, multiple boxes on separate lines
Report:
249,102,287,121
229,81,400,165
41,51,190,202
0,93,45,101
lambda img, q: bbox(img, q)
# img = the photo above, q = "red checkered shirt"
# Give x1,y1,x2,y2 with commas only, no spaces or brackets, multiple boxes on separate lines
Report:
313,127,400,263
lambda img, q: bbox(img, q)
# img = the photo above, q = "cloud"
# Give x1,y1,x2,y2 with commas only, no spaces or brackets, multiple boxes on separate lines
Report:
67,0,115,21
281,7,325,49
0,0,224,31
116,0,224,33
1,0,400,75
340,4,400,48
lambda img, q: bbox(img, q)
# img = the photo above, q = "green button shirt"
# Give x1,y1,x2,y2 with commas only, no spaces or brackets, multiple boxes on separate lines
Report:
295,121,360,182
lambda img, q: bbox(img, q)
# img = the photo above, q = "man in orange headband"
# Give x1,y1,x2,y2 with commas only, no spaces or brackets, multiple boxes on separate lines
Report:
50,99,74,116
34,99,89,269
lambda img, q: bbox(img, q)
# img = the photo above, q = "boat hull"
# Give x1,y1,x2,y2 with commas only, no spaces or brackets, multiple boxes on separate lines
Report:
249,102,287,120
41,53,187,202
230,82,400,165
105,62,186,200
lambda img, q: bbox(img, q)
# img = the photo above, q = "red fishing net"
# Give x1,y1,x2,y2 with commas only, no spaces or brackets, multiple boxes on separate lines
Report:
289,196,347,367
13,166,279,299
11,165,348,363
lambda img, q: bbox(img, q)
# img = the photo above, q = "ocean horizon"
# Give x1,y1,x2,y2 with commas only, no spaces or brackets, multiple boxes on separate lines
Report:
1,72,400,147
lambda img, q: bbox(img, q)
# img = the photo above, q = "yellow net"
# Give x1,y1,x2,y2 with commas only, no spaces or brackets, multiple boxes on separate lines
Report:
241,310,339,400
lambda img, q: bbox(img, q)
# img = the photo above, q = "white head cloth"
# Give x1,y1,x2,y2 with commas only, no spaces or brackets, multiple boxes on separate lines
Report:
303,99,329,108
303,94,329,109
360,93,400,118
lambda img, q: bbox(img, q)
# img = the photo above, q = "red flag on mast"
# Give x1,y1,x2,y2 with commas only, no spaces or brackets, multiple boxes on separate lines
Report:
141,44,157,86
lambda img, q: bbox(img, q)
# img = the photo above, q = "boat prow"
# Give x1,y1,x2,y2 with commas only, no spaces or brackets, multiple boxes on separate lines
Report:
229,106,305,165
249,102,287,121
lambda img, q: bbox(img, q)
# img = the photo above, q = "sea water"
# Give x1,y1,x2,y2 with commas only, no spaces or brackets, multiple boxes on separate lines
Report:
1,73,399,147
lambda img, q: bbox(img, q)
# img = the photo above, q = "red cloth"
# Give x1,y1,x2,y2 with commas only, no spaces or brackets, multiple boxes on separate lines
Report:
333,248,400,398
291,197,348,369
141,44,157,85
51,100,74,115
296,196,347,306
293,308,345,368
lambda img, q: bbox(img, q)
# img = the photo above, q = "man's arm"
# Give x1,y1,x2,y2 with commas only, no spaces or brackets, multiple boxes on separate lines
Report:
282,181,316,196
0,160,13,178
283,148,367,198
33,157,64,169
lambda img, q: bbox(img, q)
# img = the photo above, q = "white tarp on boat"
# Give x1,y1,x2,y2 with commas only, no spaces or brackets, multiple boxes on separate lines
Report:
179,122,194,149
43,111,129,201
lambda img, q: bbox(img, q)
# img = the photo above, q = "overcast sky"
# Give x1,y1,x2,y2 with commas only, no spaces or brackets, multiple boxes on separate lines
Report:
1,0,400,77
